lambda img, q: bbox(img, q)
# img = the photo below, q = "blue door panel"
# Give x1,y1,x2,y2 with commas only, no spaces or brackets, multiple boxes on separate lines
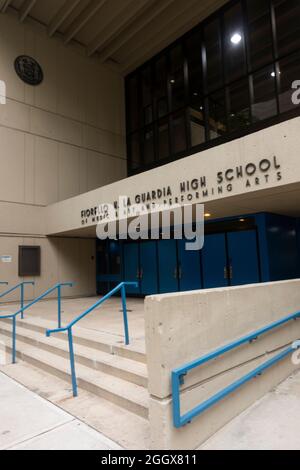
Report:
178,240,202,291
123,243,140,294
202,233,228,288
158,240,178,293
227,230,260,286
140,242,158,295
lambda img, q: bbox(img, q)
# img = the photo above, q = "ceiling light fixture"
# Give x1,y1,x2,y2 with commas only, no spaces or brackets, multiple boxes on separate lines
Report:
230,33,242,45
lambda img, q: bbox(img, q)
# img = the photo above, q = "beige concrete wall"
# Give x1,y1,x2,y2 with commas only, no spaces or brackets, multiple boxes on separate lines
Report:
145,280,300,449
0,236,96,302
0,11,125,298
0,11,126,209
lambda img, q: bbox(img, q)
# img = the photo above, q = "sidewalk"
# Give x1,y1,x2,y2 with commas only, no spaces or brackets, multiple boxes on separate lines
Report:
0,372,121,450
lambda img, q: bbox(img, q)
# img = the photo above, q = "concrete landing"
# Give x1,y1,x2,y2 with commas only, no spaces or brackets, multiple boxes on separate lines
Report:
0,372,121,450
200,370,300,450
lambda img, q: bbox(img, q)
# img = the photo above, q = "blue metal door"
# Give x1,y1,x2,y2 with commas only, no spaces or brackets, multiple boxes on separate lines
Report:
227,230,260,286
140,241,158,295
178,239,202,291
202,233,228,288
158,240,178,293
123,243,140,294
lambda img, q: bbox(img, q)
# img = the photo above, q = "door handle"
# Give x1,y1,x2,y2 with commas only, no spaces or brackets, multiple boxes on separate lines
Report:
140,268,144,280
178,265,182,280
224,267,228,279
229,266,233,280
136,268,140,279
173,267,178,279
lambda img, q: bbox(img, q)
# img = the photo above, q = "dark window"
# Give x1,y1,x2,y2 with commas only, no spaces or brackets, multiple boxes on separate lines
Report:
143,126,155,165
228,78,251,132
141,65,153,125
169,44,185,111
208,89,227,140
252,66,278,122
127,75,139,132
186,30,203,104
154,55,168,119
172,111,187,154
204,18,223,93
247,0,273,71
158,118,170,160
278,51,300,113
129,132,141,170
126,0,300,175
189,105,206,147
19,246,41,277
274,0,300,57
224,2,246,82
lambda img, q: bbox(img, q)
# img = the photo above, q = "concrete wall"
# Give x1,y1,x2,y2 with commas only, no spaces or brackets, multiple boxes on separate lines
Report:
145,280,300,449
0,11,126,299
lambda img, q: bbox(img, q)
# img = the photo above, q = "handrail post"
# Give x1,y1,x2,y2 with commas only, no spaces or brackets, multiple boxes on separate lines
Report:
57,284,62,329
12,316,16,364
68,328,78,397
121,284,130,346
20,283,24,320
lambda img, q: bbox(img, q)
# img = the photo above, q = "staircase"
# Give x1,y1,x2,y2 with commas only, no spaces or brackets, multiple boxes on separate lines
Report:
0,317,149,420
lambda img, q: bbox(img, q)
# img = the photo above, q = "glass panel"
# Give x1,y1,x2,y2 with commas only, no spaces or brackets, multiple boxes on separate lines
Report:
158,118,170,160
143,125,155,165
189,106,206,147
154,55,168,118
129,132,141,170
252,65,277,122
224,2,246,82
127,75,139,132
169,44,185,111
204,18,223,93
141,65,153,125
247,0,273,71
108,241,121,275
172,112,187,154
208,89,227,140
274,0,300,57
278,51,300,113
186,30,203,104
228,78,251,132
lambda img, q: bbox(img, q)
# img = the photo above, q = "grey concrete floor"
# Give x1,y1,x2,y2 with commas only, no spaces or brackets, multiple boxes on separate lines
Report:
0,372,121,450
200,370,300,450
0,295,146,350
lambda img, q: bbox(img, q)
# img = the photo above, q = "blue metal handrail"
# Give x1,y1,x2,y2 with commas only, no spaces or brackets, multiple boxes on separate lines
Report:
172,309,300,428
46,281,138,397
0,282,73,364
0,282,35,319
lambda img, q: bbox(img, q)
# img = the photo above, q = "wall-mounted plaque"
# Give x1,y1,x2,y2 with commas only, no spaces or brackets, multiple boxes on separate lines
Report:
14,56,43,86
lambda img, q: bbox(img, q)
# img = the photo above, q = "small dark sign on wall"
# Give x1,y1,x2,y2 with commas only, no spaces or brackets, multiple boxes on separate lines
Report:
14,56,43,86
19,246,41,277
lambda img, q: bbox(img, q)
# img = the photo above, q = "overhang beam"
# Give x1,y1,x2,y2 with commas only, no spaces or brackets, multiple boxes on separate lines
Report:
98,0,177,64
64,0,107,45
0,0,13,13
87,0,151,57
48,0,81,37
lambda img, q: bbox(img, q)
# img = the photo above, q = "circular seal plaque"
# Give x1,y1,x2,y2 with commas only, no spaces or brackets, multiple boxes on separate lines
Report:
14,56,43,86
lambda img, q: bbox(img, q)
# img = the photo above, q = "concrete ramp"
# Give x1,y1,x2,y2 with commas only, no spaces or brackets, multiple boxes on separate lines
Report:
200,370,300,450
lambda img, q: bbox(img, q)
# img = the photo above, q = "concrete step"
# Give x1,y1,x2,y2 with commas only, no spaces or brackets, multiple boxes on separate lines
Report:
0,361,150,449
2,337,149,419
0,321,148,388
0,317,146,364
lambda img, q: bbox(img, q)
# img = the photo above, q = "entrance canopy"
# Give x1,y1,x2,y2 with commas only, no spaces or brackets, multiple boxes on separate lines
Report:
45,117,300,237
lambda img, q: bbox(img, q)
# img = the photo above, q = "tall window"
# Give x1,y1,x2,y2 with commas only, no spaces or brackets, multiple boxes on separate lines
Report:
126,0,300,175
